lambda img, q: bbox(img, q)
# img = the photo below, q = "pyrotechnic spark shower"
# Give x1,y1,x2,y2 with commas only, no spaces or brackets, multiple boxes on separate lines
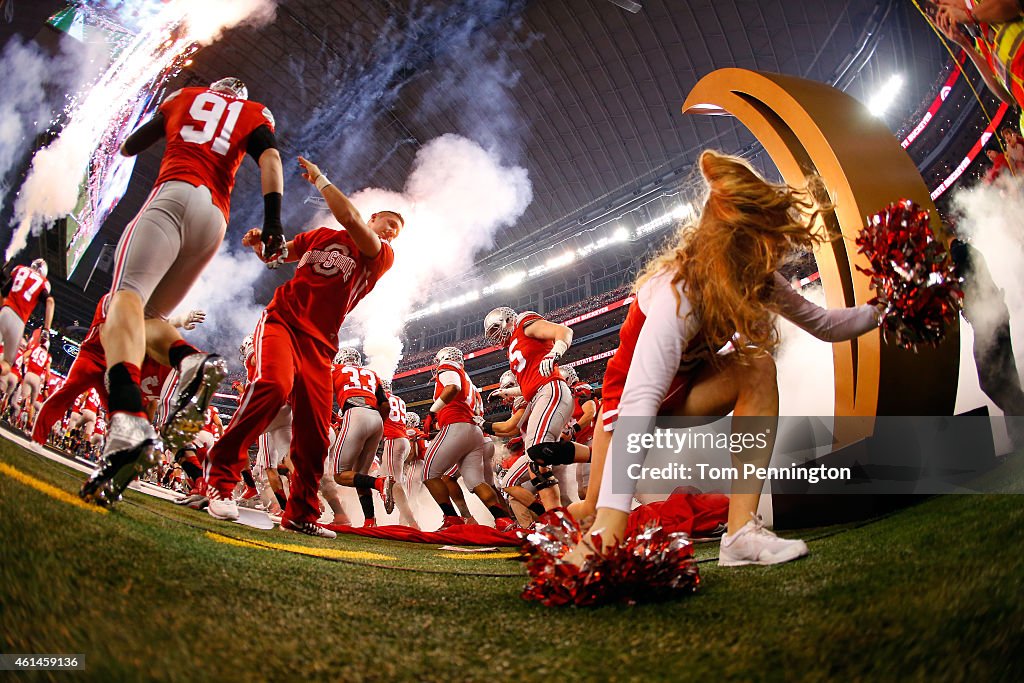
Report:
7,0,276,264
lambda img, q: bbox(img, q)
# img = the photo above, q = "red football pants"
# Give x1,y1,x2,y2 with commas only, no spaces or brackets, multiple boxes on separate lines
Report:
32,342,107,444
206,312,332,524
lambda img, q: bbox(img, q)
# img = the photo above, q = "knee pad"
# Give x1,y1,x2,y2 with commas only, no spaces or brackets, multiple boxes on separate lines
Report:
527,440,575,467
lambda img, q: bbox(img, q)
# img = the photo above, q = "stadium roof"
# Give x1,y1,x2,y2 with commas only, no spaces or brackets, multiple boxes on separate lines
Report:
1,0,947,327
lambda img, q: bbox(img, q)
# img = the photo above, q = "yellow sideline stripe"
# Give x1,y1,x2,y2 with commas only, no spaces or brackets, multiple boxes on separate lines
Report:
438,552,520,560
205,531,396,561
0,461,108,515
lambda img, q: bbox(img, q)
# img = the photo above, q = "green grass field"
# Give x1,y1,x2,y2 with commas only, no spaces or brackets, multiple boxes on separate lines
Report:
2,437,1023,682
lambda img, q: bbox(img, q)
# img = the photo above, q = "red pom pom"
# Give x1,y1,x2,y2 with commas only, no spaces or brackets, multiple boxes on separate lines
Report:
518,509,701,607
855,199,962,351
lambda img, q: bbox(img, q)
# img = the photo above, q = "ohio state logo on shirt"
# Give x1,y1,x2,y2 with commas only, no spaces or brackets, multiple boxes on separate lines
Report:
298,242,357,279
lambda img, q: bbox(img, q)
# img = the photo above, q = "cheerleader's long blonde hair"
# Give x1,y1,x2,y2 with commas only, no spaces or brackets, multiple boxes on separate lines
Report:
636,150,830,360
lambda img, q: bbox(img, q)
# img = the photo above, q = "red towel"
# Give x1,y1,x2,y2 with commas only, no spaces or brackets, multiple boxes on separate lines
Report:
626,491,729,538
326,522,520,546
325,491,728,546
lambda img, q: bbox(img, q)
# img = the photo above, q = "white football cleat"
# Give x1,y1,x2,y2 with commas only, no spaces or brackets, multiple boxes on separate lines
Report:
162,353,227,451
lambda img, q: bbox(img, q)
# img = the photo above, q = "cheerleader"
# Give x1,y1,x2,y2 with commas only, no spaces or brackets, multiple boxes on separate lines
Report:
575,151,881,566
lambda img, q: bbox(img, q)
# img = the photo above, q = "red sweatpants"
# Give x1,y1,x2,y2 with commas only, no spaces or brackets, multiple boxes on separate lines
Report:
31,338,171,444
206,311,332,524
32,341,107,444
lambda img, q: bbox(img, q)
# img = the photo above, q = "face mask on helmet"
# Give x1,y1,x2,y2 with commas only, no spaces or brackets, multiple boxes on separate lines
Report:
561,366,579,386
334,347,362,367
29,259,48,278
381,379,392,394
210,77,248,100
499,370,518,389
238,335,254,365
434,346,464,368
483,307,516,347
405,412,421,428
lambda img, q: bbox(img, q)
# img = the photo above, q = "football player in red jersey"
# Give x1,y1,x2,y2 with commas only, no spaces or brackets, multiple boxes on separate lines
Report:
0,338,25,416
0,259,54,378
484,373,549,521
15,333,51,429
422,347,515,531
33,295,202,449
70,389,102,446
204,156,402,538
557,365,599,499
380,378,420,528
191,405,224,456
235,333,293,518
84,77,285,506
326,347,394,527
483,306,575,509
482,370,528,437
403,412,428,485
572,150,881,567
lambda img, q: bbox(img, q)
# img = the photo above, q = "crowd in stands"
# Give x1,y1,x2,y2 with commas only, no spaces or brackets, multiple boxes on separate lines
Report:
394,283,633,373
984,129,1024,183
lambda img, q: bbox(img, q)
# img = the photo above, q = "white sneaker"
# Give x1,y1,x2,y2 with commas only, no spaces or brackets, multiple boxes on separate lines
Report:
280,517,337,538
207,488,239,521
719,515,808,567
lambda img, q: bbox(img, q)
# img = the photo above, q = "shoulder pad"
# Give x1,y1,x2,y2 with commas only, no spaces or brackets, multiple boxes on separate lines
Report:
162,89,185,104
260,106,275,130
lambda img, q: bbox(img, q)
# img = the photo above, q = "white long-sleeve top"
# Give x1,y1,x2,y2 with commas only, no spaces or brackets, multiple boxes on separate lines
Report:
597,269,878,513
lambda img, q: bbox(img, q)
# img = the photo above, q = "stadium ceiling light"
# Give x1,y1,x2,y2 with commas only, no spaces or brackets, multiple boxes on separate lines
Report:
612,226,630,242
867,74,904,117
672,202,693,220
546,250,576,270
496,271,526,290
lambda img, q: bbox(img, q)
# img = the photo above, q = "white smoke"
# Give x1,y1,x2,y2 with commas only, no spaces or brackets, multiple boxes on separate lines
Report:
775,173,1024,454
170,247,267,370
948,173,1024,436
337,134,532,378
173,0,277,45
6,0,278,260
0,37,97,195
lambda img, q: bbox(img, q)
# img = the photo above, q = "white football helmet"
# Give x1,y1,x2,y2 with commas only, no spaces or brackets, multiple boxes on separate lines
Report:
560,365,579,386
238,334,254,365
334,347,362,367
499,370,518,389
380,379,392,394
210,77,248,100
435,346,464,368
572,382,595,398
405,412,421,428
29,258,47,278
483,307,516,346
